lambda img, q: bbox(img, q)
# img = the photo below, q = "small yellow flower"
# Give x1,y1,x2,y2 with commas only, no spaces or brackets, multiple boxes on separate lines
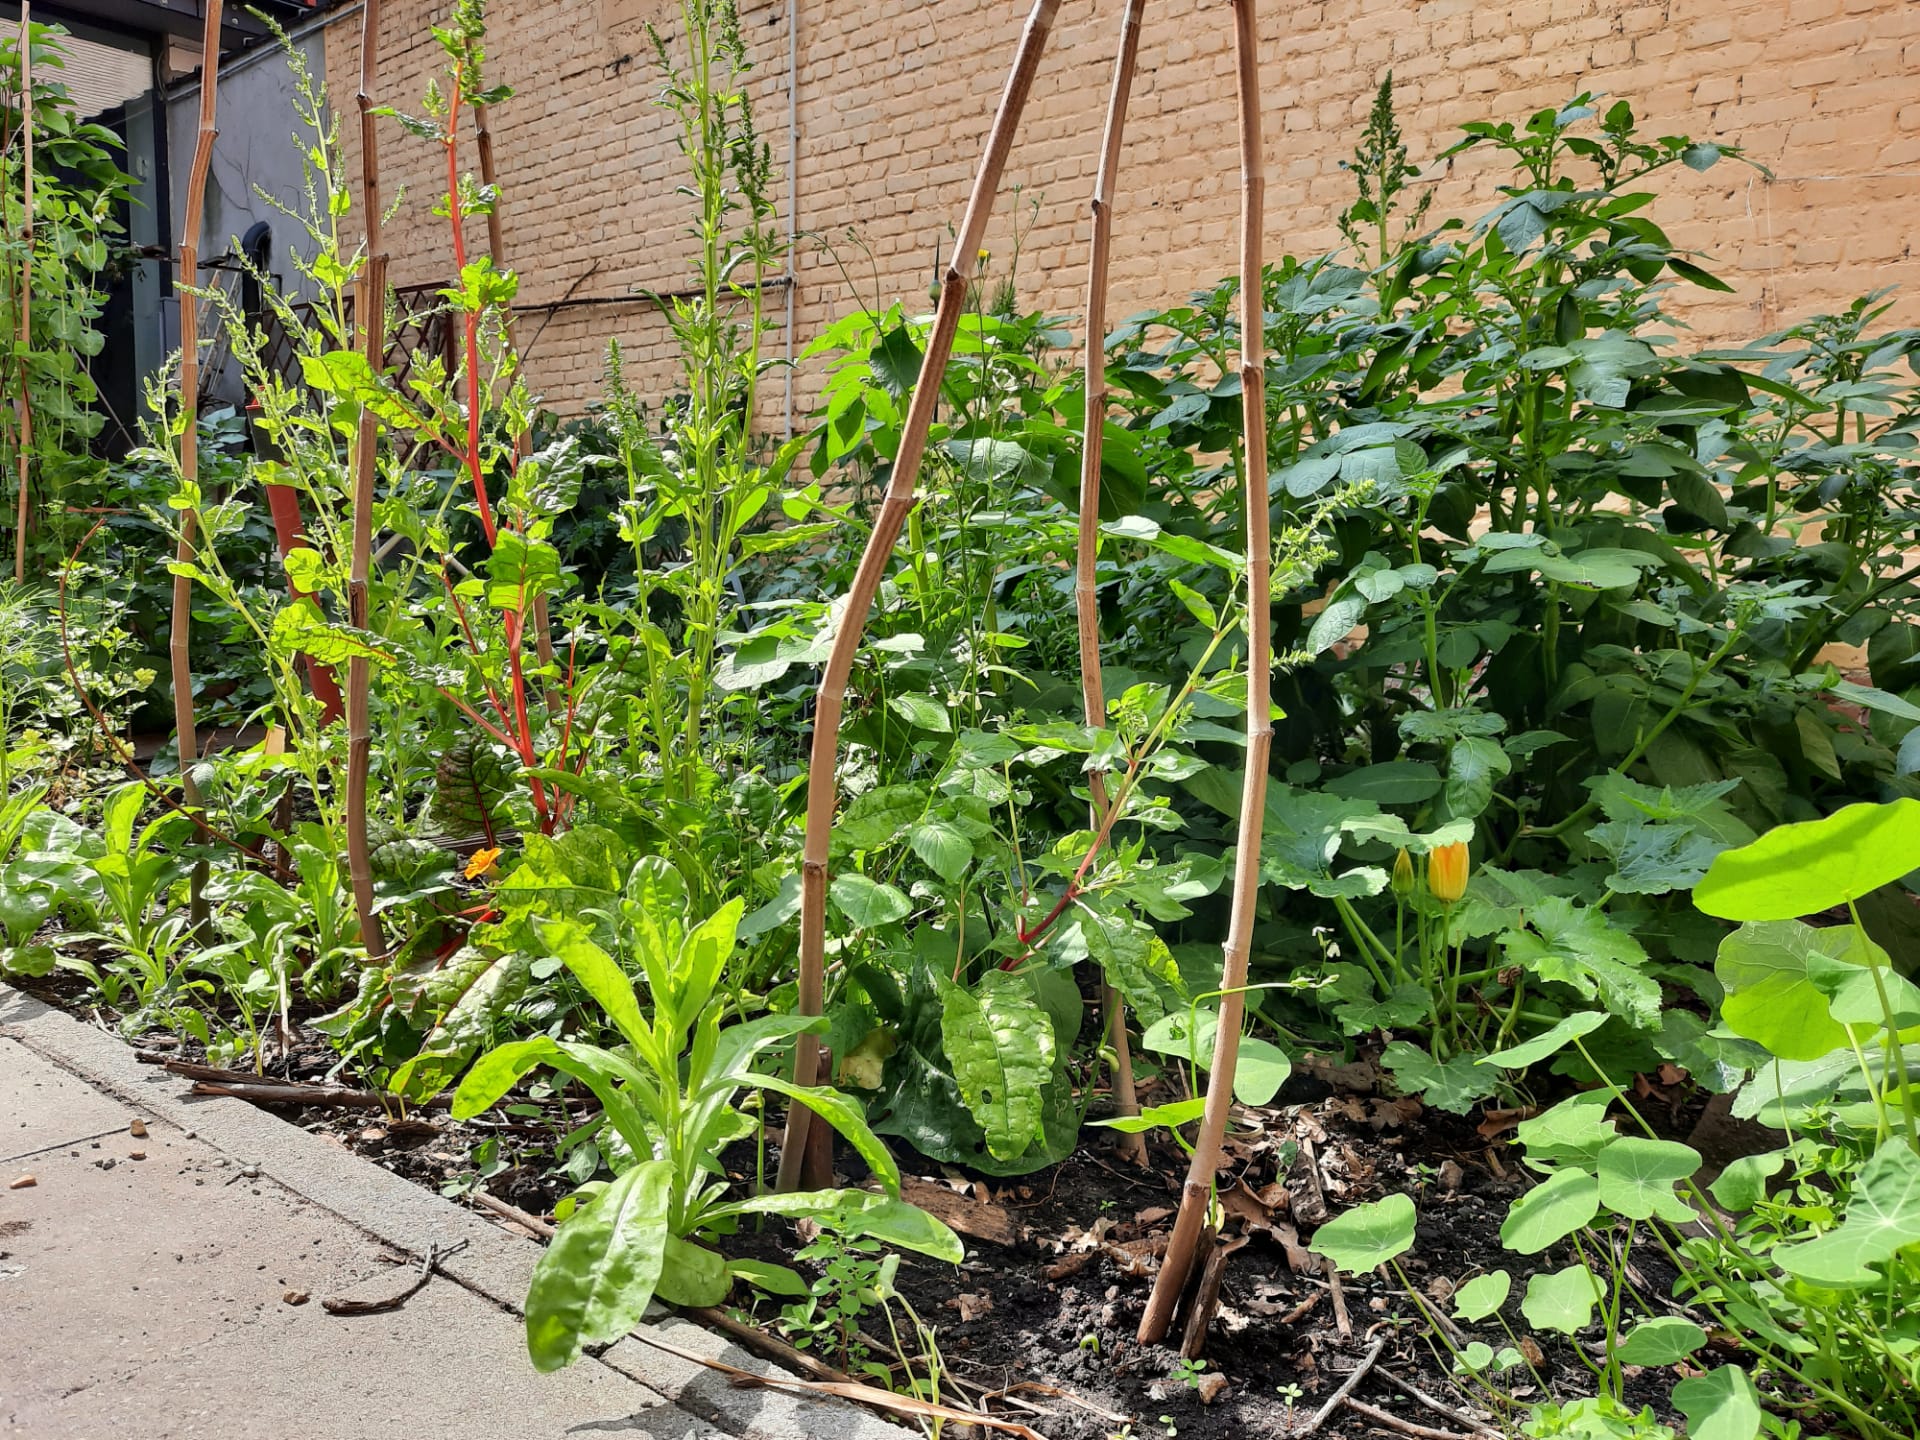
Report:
1391,848,1415,898
464,846,502,880
1427,841,1470,905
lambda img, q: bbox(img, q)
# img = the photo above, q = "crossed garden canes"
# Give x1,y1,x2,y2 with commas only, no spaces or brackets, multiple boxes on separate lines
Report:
778,0,1276,1347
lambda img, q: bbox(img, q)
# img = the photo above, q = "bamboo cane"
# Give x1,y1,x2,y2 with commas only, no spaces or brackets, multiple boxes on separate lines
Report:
1138,0,1271,1344
170,0,225,908
12,1,33,584
1079,0,1149,1167
776,0,1063,1193
472,98,557,708
346,0,387,963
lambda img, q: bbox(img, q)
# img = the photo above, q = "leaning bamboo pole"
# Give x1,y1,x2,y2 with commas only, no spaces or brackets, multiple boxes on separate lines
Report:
12,1,33,584
777,0,1063,1193
170,0,225,884
1079,0,1150,1167
1138,0,1272,1344
346,0,387,963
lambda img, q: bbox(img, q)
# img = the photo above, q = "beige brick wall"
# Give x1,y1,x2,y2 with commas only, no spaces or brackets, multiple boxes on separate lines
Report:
325,0,1920,422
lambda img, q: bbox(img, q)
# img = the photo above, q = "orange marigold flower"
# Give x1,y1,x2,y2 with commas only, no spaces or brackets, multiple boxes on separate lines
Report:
1427,841,1470,904
464,846,502,880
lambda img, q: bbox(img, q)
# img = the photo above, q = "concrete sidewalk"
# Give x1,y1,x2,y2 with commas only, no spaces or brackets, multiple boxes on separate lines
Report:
0,985,905,1440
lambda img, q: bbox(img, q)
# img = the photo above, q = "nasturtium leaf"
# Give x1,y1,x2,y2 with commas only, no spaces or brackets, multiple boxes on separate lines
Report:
1671,1366,1764,1440
1694,799,1920,921
1452,1270,1512,1322
1709,1150,1787,1212
1807,947,1920,1030
1773,1139,1920,1286
1091,1097,1207,1133
1501,1168,1601,1253
1312,1193,1417,1273
1480,1011,1607,1070
525,1159,672,1371
1521,1263,1603,1333
1595,1137,1702,1223
1615,1316,1707,1366
1713,921,1853,1060
1232,1036,1294,1106
830,873,913,929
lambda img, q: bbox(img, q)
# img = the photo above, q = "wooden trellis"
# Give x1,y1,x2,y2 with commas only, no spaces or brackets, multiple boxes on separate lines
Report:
777,0,1276,1345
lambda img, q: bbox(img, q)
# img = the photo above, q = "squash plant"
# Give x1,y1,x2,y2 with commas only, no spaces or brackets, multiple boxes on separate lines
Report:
451,855,960,1371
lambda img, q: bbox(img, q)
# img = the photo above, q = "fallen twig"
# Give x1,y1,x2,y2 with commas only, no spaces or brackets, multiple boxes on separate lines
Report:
980,1381,1132,1427
620,1324,1049,1440
1343,1395,1482,1440
1328,1265,1354,1338
1375,1367,1497,1434
1300,1336,1386,1437
187,1080,445,1111
322,1240,469,1316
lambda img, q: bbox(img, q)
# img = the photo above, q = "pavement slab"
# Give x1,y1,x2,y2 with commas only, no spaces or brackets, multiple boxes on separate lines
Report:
0,985,907,1440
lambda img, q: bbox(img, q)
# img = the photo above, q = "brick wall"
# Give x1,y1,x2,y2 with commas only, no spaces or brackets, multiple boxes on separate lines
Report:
323,0,1920,422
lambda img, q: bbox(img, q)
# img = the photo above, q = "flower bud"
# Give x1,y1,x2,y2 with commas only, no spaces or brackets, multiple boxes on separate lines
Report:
1391,848,1415,897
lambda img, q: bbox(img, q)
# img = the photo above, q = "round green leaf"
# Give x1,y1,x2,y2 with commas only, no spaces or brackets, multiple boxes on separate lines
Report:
1480,1011,1607,1070
1501,1169,1600,1254
1615,1316,1706,1367
1452,1270,1512,1322
1713,921,1852,1061
1672,1366,1764,1440
1694,799,1920,921
1521,1263,1603,1334
1595,1137,1702,1223
1773,1139,1920,1287
1312,1193,1417,1273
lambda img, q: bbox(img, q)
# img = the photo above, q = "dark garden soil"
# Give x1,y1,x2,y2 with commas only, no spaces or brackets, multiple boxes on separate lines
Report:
5,980,1761,1440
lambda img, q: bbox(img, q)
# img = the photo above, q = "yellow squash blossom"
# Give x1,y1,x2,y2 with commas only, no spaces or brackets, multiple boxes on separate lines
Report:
1427,841,1470,904
465,846,502,880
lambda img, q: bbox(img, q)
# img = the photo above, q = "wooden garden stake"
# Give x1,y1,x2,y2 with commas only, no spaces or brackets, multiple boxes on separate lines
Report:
1079,0,1149,1166
777,0,1064,1193
1139,0,1272,1344
11,1,31,584
170,0,225,918
346,0,387,963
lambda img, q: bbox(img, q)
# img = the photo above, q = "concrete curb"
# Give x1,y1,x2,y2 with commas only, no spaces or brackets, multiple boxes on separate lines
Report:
0,984,906,1440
